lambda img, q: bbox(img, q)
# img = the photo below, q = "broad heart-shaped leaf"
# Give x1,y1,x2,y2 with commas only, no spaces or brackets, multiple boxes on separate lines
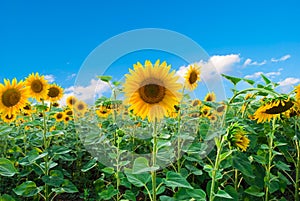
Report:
52,179,78,194
244,186,265,197
0,158,18,177
163,171,193,189
97,75,112,82
186,189,206,200
124,168,151,187
214,189,233,199
81,158,97,172
132,157,158,174
221,74,242,85
98,185,118,200
232,152,254,178
13,181,42,197
0,125,12,136
0,194,16,201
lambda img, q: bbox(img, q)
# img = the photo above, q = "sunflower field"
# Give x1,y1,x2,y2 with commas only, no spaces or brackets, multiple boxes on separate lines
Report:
0,60,300,201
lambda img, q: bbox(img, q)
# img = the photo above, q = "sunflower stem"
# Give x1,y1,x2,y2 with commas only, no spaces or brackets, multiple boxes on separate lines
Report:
295,137,300,201
151,118,158,201
42,100,50,201
176,87,185,173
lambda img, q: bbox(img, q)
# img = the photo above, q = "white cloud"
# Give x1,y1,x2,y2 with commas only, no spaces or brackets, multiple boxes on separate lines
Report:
244,72,264,79
271,54,291,62
244,69,282,79
59,79,110,105
44,74,55,83
278,77,300,87
67,73,76,80
243,58,267,67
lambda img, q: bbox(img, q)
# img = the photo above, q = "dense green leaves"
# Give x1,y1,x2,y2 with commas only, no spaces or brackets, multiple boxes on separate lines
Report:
0,158,18,177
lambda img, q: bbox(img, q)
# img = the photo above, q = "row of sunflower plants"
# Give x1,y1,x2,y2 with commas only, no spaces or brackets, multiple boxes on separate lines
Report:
0,61,300,201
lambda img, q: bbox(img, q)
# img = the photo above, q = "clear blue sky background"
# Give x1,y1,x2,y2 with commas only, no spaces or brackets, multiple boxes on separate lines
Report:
1,0,300,99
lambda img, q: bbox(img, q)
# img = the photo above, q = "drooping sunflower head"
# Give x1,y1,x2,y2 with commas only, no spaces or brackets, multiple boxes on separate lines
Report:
1,113,16,123
295,84,300,102
25,73,49,101
184,64,201,91
123,60,182,122
66,95,78,108
54,112,65,122
0,78,29,116
228,123,250,152
204,92,216,102
96,106,111,118
46,84,63,102
74,100,88,116
253,98,294,123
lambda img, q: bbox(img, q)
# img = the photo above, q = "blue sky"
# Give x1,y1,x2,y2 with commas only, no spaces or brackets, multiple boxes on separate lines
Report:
1,0,300,102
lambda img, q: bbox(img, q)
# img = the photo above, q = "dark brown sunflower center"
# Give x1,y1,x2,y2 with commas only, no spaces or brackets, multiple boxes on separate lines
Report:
264,100,294,114
66,111,73,115
48,87,59,98
23,105,31,110
65,117,70,121
139,81,165,104
5,114,14,120
206,95,213,102
2,89,21,107
68,98,76,105
56,113,63,119
217,105,225,113
192,100,200,106
31,80,43,93
77,104,84,110
188,71,198,84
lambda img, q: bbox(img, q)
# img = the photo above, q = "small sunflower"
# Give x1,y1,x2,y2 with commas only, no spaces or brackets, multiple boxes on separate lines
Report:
96,106,111,118
0,78,29,116
54,112,65,122
184,64,201,90
25,73,49,101
233,133,250,152
64,116,71,123
167,105,180,118
66,95,78,108
46,84,63,102
209,114,218,123
52,102,60,108
1,113,16,123
192,99,201,107
74,100,88,116
253,98,294,123
64,109,73,116
204,92,216,102
21,103,34,116
216,103,226,116
228,123,250,152
123,60,182,122
201,105,211,117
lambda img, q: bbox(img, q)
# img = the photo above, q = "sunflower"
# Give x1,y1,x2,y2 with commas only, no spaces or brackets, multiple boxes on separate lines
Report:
21,103,34,116
201,105,211,117
64,116,71,123
167,105,180,118
216,103,226,115
204,92,216,102
1,113,16,123
253,98,294,123
52,102,60,108
24,73,49,101
184,63,201,90
192,99,201,107
123,60,182,122
245,93,253,100
0,78,29,116
96,106,111,118
209,114,218,123
64,109,73,116
66,95,78,108
46,84,63,102
228,123,250,152
74,100,88,116
296,84,300,102
233,133,250,152
54,112,65,122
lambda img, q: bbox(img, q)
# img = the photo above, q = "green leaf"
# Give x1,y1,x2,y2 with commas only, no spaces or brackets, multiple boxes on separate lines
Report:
42,175,64,187
0,125,12,136
222,74,241,85
215,190,233,199
123,190,136,201
275,161,290,171
163,171,193,189
81,158,97,172
132,157,158,174
124,168,151,187
260,74,271,84
232,153,254,178
242,78,255,85
0,158,18,177
186,189,206,200
244,186,264,197
52,179,78,194
0,194,16,201
97,75,112,82
112,81,121,86
102,167,115,175
13,181,42,197
98,185,118,200
160,196,175,201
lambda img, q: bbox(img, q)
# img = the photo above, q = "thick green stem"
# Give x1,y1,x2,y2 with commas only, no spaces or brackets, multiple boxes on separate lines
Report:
151,118,158,201
176,87,184,173
295,140,300,201
42,101,50,201
234,169,238,191
265,118,276,201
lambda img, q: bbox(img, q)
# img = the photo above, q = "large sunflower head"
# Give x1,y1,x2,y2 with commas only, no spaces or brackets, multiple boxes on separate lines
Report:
253,98,294,123
46,84,63,102
184,64,201,91
123,60,182,122
25,73,49,101
0,78,29,116
66,95,78,108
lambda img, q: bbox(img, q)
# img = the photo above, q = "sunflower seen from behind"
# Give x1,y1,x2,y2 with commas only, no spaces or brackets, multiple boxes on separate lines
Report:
184,63,201,91
0,78,29,116
123,60,181,122
46,84,63,102
25,73,49,101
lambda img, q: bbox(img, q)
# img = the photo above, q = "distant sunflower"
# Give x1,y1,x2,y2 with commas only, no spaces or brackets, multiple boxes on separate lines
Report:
123,60,182,122
64,109,73,116
64,116,71,123
216,103,226,116
52,102,60,108
201,105,211,117
167,105,180,118
96,106,111,118
1,113,16,123
184,64,201,90
74,100,88,116
209,114,218,123
66,96,78,108
54,112,65,122
245,93,253,100
0,78,29,116
24,73,49,101
204,92,216,102
192,99,201,107
253,98,294,123
46,84,63,102
21,103,34,116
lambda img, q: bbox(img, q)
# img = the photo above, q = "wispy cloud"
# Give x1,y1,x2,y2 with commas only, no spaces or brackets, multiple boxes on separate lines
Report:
67,73,76,80
278,77,300,93
44,74,55,83
59,79,110,105
271,54,291,62
244,69,282,79
243,58,267,67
